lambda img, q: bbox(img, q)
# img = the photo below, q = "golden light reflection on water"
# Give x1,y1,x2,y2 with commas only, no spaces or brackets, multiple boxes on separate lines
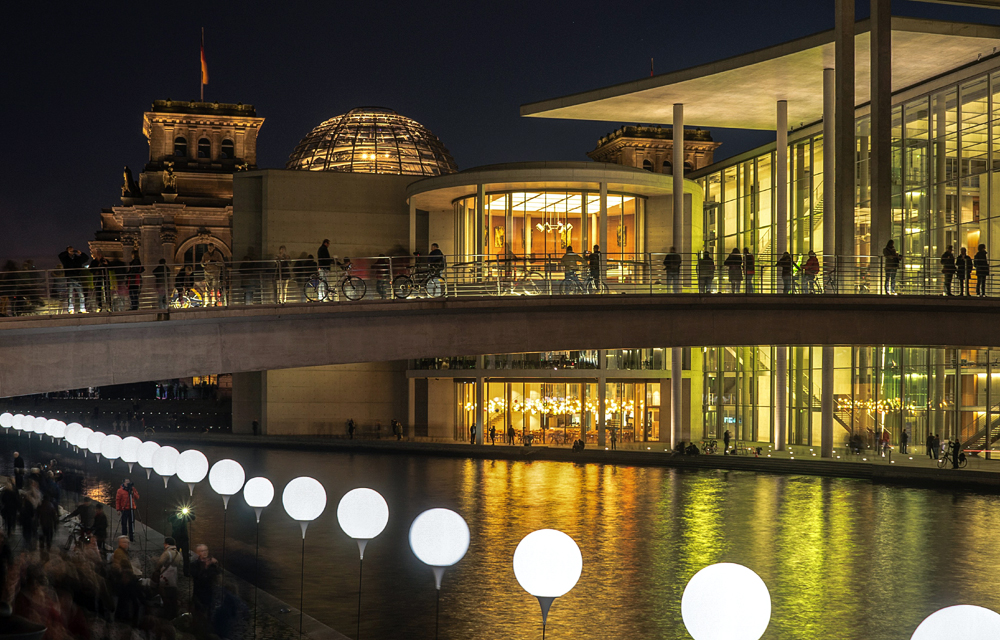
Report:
69,447,1000,640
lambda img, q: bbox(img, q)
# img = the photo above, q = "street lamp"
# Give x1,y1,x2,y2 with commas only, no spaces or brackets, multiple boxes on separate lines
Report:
101,435,123,468
911,605,1000,640
120,436,142,473
208,459,245,568
136,441,160,480
243,476,273,640
512,529,582,639
409,508,470,640
176,449,209,496
282,477,327,639
681,563,771,640
152,446,180,489
337,488,388,640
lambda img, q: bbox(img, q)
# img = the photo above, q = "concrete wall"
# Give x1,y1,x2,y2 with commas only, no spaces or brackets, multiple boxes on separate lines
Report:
264,362,408,436
427,377,456,439
233,169,421,260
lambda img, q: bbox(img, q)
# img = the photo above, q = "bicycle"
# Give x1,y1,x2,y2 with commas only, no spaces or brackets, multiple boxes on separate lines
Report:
936,442,968,468
559,272,585,295
170,288,204,309
392,267,446,299
584,273,610,294
500,267,545,296
702,439,718,454
61,522,93,553
304,267,367,302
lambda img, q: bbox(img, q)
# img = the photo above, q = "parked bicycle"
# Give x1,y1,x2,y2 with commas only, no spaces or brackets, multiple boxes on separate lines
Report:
702,439,718,454
304,264,366,302
392,267,446,299
936,441,968,468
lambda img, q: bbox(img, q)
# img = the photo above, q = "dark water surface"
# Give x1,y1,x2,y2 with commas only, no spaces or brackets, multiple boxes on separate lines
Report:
42,442,1000,639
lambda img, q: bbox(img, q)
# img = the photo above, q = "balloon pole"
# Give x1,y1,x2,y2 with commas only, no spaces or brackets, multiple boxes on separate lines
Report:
253,519,260,640
299,535,306,639
435,588,440,640
356,556,363,640
221,501,228,569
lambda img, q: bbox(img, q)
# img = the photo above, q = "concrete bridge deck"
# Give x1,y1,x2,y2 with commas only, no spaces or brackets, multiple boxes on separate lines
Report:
1,293,997,397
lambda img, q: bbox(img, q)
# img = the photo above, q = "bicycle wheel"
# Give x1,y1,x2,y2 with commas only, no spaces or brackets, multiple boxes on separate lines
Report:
518,279,540,296
959,456,968,468
304,275,324,302
392,275,413,299
560,279,581,295
425,275,446,298
111,295,128,312
342,275,366,301
937,456,948,469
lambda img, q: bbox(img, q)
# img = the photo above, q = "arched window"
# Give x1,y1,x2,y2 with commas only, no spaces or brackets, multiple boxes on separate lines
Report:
198,138,211,159
220,139,235,160
684,161,695,172
642,159,653,172
662,160,672,174
174,137,187,157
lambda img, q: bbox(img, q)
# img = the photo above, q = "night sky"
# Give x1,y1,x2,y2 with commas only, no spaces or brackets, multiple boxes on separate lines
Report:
2,0,998,265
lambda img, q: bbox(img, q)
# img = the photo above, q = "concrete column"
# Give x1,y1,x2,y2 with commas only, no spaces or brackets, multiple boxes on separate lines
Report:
776,100,788,255
673,104,685,256
935,98,947,258
475,355,484,445
775,347,787,451
870,0,893,257
598,350,607,447
823,68,836,260
407,377,416,437
821,345,835,457
409,199,417,255
835,0,856,257
599,183,609,277
672,347,683,450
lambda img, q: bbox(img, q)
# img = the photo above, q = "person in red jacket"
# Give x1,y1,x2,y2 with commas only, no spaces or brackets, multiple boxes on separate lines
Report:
115,479,140,542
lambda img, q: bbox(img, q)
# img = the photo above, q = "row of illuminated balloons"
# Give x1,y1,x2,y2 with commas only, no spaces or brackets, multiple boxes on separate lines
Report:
3,412,999,640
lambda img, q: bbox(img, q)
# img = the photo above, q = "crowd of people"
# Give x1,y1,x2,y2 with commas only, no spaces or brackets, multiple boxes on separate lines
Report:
0,453,239,639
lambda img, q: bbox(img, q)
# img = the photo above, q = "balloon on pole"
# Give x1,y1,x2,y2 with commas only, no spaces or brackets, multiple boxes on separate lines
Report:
136,441,160,480
152,446,180,489
176,449,209,496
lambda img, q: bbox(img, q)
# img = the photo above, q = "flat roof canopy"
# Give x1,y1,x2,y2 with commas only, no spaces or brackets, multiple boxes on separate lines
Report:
521,17,1000,131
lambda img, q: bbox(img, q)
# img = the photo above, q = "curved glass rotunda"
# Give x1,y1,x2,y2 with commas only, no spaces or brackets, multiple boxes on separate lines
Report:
286,107,458,176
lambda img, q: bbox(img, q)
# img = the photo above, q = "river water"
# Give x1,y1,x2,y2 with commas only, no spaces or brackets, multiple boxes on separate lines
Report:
50,442,1000,639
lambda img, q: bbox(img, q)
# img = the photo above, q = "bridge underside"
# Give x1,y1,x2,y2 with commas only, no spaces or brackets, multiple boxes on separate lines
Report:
0,295,996,397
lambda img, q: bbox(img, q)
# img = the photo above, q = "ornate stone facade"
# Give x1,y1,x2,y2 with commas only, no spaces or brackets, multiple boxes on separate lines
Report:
91,100,265,267
587,125,721,174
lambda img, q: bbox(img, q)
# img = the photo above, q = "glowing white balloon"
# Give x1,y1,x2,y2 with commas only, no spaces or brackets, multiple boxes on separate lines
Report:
282,477,327,538
682,563,771,640
0,413,11,429
209,459,246,509
136,441,160,479
337,488,389,558
45,419,60,438
152,446,180,488
176,449,209,495
75,427,93,451
11,414,25,431
120,436,142,472
101,435,123,468
63,423,81,447
911,605,1000,640
243,477,274,523
409,508,470,589
513,529,583,627
87,431,107,461
32,416,47,438
53,421,66,440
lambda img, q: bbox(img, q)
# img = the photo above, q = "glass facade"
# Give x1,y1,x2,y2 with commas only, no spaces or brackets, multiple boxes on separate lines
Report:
455,190,644,260
698,67,1000,270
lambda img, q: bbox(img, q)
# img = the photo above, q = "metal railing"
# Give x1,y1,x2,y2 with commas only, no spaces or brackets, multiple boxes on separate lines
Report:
0,252,995,318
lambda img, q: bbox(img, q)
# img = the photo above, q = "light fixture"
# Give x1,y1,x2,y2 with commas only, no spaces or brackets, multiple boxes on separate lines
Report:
513,529,583,637
0,413,11,429
409,508,470,640
209,459,246,509
102,434,123,468
152,446,180,488
176,449,209,495
337,488,389,640
282,477,327,640
136,441,161,479
120,436,142,473
681,563,771,640
242,476,273,639
910,604,1000,639
87,431,107,462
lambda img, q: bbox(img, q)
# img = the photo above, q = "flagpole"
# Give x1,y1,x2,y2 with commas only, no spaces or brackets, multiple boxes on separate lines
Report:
200,27,204,102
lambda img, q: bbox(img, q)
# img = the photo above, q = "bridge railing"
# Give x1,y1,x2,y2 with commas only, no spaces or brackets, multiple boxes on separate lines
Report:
0,252,991,317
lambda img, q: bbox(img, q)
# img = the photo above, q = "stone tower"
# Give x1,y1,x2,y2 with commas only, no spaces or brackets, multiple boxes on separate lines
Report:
588,125,721,174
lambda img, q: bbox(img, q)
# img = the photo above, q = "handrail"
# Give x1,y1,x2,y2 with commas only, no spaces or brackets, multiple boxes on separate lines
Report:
0,251,997,318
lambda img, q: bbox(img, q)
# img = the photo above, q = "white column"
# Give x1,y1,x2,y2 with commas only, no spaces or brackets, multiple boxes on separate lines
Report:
775,347,787,451
475,184,485,258
409,199,417,254
475,355,484,446
599,183,608,277
598,351,607,447
823,68,836,261
673,104,685,256
672,347,683,449
776,100,788,256
821,346,834,457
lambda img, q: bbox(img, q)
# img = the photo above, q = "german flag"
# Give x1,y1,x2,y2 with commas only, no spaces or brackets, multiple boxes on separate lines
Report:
200,28,209,86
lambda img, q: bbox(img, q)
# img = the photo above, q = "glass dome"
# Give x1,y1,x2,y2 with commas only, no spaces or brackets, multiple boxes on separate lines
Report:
286,107,458,176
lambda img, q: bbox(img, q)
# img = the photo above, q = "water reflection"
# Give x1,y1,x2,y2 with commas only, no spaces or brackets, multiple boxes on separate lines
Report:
56,445,1000,639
